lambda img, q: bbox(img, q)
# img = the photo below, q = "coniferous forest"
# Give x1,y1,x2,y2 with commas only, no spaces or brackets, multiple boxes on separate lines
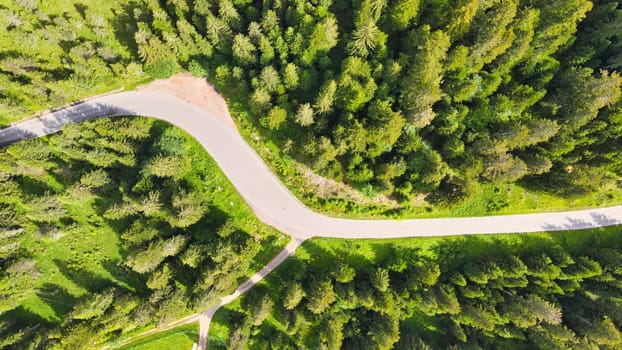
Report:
0,117,287,348
211,230,622,349
1,0,622,207
2,0,622,349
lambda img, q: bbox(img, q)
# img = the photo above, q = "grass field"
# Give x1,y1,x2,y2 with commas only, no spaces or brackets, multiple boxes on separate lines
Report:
117,323,199,350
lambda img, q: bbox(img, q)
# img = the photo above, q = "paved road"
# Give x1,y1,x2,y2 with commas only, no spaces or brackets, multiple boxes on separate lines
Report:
3,90,622,349
2,90,622,240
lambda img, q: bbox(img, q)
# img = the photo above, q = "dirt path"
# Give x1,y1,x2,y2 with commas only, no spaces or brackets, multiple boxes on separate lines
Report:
138,74,237,130
197,238,304,350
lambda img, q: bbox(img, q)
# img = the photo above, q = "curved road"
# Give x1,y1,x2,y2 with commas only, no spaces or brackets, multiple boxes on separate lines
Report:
2,90,622,349
2,91,622,239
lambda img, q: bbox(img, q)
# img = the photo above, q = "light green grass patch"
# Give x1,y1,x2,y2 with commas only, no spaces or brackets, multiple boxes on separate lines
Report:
117,323,199,350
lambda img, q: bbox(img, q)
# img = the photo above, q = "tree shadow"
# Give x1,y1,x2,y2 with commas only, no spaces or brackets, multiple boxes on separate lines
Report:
13,175,51,197
101,258,148,296
34,283,77,319
266,254,307,284
519,171,590,199
297,239,339,276
190,206,230,242
541,216,597,232
109,1,145,59
430,235,519,272
53,258,113,293
591,212,622,227
0,305,52,328
73,3,88,19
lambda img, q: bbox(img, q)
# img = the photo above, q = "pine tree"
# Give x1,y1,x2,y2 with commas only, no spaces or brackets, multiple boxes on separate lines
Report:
259,66,280,92
148,154,186,179
371,268,390,292
348,21,379,57
250,294,273,326
232,34,256,65
262,106,287,130
284,282,305,310
314,80,337,114
295,103,314,126
307,279,336,314
282,63,299,90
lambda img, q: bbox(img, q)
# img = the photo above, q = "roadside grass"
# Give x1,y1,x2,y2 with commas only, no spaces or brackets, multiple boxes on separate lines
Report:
302,224,622,265
115,323,199,350
211,225,622,343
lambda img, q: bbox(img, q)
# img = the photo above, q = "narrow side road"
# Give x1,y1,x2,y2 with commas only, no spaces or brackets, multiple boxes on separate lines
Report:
101,238,303,350
198,238,304,350
100,313,201,350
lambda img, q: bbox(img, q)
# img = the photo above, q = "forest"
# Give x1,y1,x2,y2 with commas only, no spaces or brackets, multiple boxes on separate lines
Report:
2,0,622,348
0,117,287,349
1,0,622,211
210,228,622,349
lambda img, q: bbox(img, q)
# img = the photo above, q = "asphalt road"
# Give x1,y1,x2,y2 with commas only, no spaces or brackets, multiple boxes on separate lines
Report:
3,90,622,350
2,90,622,241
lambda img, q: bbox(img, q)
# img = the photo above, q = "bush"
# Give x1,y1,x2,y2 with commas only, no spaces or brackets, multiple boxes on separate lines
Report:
145,59,178,79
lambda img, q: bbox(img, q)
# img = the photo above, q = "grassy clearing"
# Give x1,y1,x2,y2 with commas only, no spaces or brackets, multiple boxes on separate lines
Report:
116,323,199,350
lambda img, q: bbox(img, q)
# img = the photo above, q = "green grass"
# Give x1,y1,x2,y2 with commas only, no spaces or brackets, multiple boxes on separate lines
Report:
116,323,199,350
15,199,127,324
23,235,121,322
300,224,622,266
307,169,622,220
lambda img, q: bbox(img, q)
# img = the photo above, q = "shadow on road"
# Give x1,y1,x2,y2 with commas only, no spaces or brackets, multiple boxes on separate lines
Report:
541,212,622,231
0,102,137,147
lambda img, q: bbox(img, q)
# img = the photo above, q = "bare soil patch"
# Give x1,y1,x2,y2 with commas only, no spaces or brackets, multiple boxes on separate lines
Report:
139,73,237,130
297,164,402,209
